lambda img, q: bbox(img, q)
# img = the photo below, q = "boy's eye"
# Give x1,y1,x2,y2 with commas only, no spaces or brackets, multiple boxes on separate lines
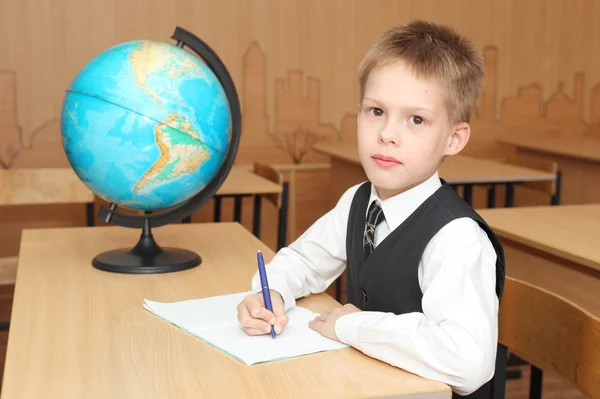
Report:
409,115,424,125
369,107,384,117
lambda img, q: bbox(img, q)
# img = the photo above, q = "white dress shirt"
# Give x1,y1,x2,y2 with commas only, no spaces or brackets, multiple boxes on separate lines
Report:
251,172,499,396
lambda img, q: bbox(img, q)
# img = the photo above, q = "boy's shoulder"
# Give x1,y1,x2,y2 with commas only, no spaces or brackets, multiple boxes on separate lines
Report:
333,181,370,209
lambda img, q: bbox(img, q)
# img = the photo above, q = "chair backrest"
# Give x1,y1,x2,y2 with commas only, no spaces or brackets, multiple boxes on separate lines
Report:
498,276,600,398
252,163,282,209
503,153,559,198
0,168,94,206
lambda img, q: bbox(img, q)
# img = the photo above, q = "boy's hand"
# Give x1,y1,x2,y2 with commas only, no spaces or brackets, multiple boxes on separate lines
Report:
237,290,288,336
308,304,361,341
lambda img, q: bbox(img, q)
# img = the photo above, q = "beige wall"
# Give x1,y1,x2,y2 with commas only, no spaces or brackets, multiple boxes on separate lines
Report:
1,0,599,256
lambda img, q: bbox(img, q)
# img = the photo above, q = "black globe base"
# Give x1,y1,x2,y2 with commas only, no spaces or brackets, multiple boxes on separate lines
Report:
92,219,200,274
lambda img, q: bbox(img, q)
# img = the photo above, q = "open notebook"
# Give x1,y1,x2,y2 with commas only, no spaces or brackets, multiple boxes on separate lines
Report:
143,291,347,365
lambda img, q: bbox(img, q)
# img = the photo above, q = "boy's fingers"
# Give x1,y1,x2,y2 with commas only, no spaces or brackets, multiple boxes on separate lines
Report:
249,306,276,324
308,318,323,332
271,298,288,334
240,313,272,332
238,303,272,331
243,326,271,336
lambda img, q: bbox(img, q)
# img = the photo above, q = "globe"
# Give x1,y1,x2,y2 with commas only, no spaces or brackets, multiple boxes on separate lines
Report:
59,27,242,275
61,39,232,211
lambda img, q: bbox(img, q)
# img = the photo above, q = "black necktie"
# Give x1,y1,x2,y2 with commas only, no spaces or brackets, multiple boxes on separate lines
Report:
363,201,385,260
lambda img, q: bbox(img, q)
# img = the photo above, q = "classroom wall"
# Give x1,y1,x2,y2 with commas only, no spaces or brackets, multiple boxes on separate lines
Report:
1,0,600,257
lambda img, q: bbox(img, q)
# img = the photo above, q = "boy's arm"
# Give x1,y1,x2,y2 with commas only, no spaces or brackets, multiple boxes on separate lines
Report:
334,218,499,396
251,183,362,311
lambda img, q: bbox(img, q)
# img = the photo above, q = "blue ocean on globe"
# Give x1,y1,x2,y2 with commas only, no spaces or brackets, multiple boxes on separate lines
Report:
61,40,231,211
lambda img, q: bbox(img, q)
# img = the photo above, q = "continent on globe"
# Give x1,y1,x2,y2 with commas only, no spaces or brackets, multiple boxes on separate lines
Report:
129,41,206,108
134,113,210,192
61,38,231,211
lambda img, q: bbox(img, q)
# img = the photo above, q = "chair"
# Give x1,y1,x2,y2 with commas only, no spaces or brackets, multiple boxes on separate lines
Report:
488,153,562,208
251,163,289,250
0,168,95,329
496,276,600,399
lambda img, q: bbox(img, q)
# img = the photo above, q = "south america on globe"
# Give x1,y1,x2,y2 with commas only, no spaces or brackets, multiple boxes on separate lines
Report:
61,40,232,211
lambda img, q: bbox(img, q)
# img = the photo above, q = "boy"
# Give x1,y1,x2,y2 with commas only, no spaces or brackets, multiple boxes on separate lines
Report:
236,20,505,397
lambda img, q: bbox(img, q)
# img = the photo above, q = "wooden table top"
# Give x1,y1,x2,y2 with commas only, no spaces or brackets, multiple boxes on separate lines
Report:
478,204,600,273
313,143,556,184
217,166,282,196
498,135,600,163
0,168,94,206
1,223,450,399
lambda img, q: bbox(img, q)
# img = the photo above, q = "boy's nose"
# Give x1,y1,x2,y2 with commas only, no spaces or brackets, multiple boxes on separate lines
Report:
378,127,400,146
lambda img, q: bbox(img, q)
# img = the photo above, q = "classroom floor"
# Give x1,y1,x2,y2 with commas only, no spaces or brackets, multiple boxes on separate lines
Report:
0,333,588,397
505,365,589,398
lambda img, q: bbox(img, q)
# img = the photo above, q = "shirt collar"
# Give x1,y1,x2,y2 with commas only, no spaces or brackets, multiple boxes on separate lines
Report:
367,171,442,232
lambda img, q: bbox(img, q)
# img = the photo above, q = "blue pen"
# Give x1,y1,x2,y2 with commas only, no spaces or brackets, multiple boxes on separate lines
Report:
257,250,276,339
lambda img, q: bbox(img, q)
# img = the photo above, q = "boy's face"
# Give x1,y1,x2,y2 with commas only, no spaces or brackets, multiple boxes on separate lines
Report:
357,60,470,200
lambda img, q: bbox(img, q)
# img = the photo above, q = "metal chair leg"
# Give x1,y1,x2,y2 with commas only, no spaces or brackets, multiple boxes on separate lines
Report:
529,366,543,399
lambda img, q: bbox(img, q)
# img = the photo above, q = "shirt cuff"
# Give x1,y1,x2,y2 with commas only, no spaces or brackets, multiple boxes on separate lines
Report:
334,311,423,347
334,312,362,346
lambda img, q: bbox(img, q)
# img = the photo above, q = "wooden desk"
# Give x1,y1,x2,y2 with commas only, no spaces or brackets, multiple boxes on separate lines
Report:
313,144,556,207
217,166,283,196
498,136,600,204
478,204,600,316
498,135,600,164
0,168,95,226
187,166,283,226
1,223,450,398
478,204,600,396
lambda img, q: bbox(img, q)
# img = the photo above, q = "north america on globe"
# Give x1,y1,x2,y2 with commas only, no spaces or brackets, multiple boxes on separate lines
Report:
61,39,231,211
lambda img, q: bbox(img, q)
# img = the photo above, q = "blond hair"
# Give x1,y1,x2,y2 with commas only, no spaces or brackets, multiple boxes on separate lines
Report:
358,20,484,124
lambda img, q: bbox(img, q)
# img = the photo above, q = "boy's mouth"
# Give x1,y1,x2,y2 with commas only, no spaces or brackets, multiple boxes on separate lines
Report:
372,154,402,168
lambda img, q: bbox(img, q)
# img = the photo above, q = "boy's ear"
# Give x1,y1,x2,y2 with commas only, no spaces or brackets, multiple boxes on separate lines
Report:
444,122,470,156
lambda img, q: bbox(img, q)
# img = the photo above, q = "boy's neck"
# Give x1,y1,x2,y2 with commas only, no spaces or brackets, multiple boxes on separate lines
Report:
375,170,439,201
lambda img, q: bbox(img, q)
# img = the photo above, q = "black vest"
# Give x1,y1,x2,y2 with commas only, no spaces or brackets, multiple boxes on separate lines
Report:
345,181,506,398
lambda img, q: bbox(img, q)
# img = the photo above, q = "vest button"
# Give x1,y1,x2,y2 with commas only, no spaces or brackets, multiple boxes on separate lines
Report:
362,290,367,302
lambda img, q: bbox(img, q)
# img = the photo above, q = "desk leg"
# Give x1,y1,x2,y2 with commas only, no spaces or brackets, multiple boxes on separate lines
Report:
487,184,497,208
277,182,289,250
253,196,262,238
288,169,297,242
234,196,242,223
505,184,515,207
86,202,95,227
213,197,222,222
463,184,473,206
552,170,562,205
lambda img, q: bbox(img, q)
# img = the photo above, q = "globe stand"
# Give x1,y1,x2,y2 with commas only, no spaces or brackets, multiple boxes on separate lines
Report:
92,218,200,274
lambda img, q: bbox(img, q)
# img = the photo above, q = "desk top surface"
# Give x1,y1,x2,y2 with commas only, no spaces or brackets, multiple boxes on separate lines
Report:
498,135,600,163
478,204,600,272
217,166,282,195
0,167,94,206
2,223,449,399
313,144,556,184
